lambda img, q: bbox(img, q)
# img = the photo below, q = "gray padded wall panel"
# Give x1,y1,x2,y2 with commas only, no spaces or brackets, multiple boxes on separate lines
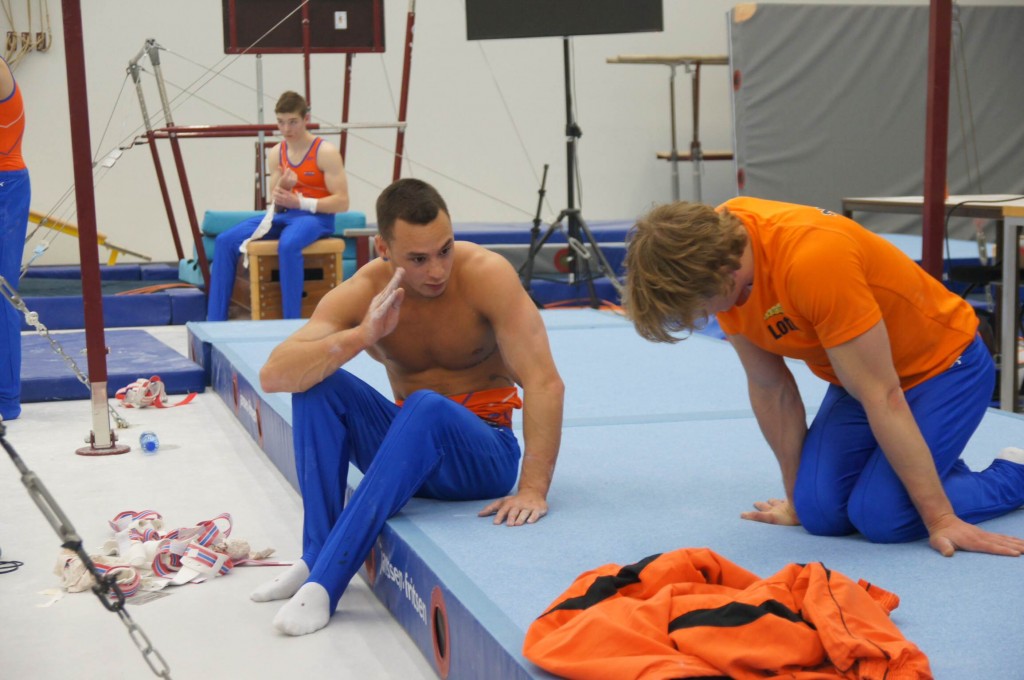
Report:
728,4,1024,236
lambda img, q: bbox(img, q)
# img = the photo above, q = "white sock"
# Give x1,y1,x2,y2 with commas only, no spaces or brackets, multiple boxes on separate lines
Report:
273,582,331,636
250,560,310,602
997,447,1024,465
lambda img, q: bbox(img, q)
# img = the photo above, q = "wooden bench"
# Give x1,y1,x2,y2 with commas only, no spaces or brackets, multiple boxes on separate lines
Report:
232,238,345,320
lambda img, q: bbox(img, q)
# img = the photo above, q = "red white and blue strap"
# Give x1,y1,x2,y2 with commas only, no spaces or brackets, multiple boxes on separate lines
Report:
195,512,233,545
151,536,191,578
93,561,142,599
109,509,162,532
146,513,233,579
101,510,249,591
115,376,197,409
170,543,235,584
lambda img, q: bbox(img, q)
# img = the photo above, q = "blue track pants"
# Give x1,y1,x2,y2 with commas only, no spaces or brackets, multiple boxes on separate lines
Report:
794,335,1024,542
205,210,334,321
0,168,29,420
292,370,521,610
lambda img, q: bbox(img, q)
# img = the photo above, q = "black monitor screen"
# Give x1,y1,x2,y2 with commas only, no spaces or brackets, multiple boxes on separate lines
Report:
222,0,385,54
465,0,663,40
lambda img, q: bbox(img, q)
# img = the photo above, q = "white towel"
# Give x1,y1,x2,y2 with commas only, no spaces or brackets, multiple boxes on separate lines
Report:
238,204,276,268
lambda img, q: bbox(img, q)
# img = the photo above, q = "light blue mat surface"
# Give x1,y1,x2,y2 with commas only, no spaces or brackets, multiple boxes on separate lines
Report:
191,309,1024,679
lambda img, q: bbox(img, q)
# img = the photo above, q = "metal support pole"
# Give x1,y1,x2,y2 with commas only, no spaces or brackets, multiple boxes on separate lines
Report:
256,54,267,207
921,0,953,279
128,60,181,263
392,0,416,181
60,0,127,455
147,40,209,288
667,64,679,201
341,53,353,162
1000,220,1020,411
301,1,311,105
689,62,704,203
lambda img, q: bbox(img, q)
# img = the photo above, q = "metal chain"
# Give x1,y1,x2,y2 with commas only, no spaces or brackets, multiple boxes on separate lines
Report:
119,608,173,678
0,275,129,428
0,425,172,678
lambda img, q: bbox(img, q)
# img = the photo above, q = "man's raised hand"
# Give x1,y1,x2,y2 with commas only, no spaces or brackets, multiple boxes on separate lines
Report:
361,268,405,345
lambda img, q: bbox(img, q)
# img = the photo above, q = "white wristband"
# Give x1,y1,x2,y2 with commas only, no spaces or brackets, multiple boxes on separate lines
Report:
298,196,318,213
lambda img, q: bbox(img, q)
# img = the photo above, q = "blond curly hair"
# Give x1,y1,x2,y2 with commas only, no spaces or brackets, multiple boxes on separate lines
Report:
624,202,747,343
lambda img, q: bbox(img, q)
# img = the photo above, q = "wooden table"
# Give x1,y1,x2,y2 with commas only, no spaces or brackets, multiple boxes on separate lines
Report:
841,194,1024,221
842,194,1024,411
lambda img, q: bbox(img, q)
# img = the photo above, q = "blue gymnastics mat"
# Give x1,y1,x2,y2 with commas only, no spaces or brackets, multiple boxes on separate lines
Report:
20,329,206,402
17,263,206,331
192,309,1024,679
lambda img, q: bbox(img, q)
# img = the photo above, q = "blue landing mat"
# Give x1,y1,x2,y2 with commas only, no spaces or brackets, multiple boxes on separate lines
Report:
17,262,206,330
186,319,306,385
21,330,206,402
17,284,206,331
21,263,181,280
199,310,1024,679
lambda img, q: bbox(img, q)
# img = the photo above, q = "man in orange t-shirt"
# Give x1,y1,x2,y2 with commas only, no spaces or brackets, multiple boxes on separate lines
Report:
0,56,29,421
625,197,1024,558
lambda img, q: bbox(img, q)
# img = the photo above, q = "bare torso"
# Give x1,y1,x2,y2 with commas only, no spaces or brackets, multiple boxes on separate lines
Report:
359,245,517,400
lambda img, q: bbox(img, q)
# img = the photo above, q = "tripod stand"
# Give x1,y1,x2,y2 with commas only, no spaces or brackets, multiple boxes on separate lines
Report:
518,37,624,309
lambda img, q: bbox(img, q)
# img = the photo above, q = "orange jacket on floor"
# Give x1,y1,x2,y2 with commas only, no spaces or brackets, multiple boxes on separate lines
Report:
523,548,932,680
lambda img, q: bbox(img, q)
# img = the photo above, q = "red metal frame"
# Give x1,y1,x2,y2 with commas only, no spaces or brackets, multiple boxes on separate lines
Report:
61,0,106,385
145,128,184,261
393,2,415,182
61,0,131,454
921,0,953,280
302,1,312,104
167,133,204,276
50,0,412,452
341,53,353,161
142,4,417,288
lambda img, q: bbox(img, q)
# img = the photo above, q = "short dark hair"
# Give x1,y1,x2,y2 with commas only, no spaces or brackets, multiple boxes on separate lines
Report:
275,91,309,117
375,178,450,241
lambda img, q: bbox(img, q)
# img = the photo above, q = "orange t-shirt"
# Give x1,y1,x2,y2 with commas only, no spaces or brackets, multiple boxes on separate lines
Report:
716,197,977,389
0,79,26,171
524,548,932,680
280,137,330,199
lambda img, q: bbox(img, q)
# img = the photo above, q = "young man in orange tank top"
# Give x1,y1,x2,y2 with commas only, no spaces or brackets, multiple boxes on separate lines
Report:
0,56,29,421
625,197,1024,559
206,91,350,320
249,178,565,636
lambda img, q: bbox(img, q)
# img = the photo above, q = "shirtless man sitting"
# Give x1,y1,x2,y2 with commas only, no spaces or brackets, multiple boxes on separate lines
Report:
252,177,565,636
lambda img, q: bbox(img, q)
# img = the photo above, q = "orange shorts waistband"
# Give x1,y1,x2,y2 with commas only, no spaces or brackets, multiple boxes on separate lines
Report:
397,386,522,428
